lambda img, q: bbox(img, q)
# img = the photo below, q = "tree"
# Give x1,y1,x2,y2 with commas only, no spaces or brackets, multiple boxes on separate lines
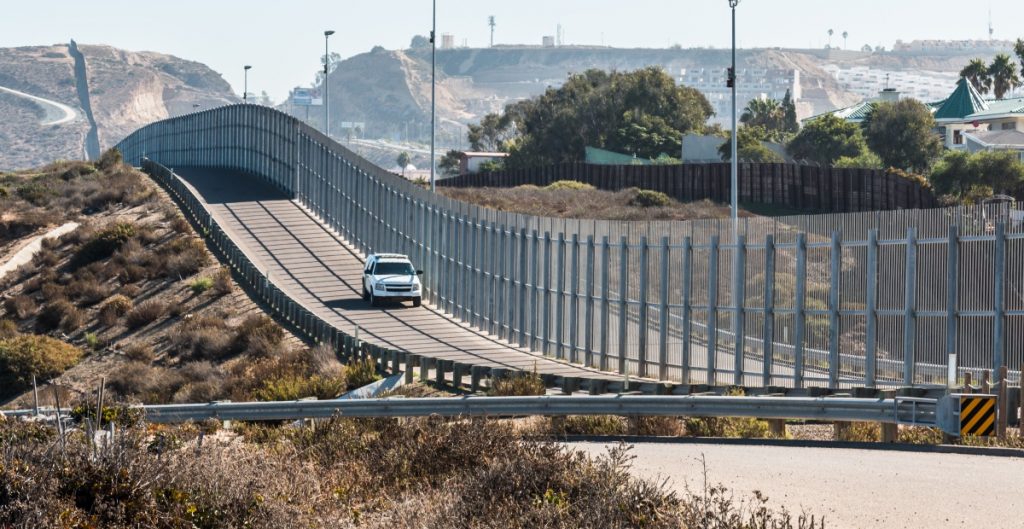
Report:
929,149,1024,201
489,67,713,169
467,112,516,152
972,150,1024,195
438,150,462,176
410,35,431,49
842,31,848,50
1015,38,1024,70
718,126,783,162
396,152,411,175
833,151,884,169
862,99,942,172
989,53,1022,100
960,58,992,95
827,29,834,48
786,114,866,166
780,90,799,134
740,98,783,130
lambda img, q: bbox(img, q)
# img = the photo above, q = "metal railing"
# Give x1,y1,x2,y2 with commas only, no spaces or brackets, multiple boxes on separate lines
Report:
116,104,1024,390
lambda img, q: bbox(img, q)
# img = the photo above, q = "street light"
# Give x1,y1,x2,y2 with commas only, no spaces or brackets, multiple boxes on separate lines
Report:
728,0,739,232
324,30,335,137
429,0,437,192
243,65,252,102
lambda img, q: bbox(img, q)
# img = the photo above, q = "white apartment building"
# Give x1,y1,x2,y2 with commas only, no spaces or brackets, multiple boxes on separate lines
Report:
679,68,800,127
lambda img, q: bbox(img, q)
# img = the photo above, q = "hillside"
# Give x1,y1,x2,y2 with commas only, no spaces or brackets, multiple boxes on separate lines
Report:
0,43,238,170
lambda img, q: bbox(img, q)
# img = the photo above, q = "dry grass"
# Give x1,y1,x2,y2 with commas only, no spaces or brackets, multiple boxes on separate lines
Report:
124,300,167,330
440,185,739,221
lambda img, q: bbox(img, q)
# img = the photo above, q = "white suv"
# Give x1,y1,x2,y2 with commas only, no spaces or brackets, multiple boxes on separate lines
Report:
362,253,423,307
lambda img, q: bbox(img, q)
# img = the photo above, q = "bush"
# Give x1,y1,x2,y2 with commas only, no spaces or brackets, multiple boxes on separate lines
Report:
175,323,234,361
344,357,381,390
161,238,209,278
96,147,123,171
66,278,111,306
70,222,136,269
125,300,167,330
0,334,82,397
15,182,52,206
212,267,234,296
835,421,880,442
36,300,83,333
123,342,155,362
254,373,346,401
39,282,66,302
0,319,18,339
169,215,192,234
190,276,214,295
98,294,133,326
545,180,595,191
628,188,671,208
4,295,37,320
231,315,284,357
489,368,546,396
85,332,102,351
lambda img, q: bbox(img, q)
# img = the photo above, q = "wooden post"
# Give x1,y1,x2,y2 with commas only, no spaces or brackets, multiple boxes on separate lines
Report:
981,371,990,394
963,372,972,394
768,419,786,438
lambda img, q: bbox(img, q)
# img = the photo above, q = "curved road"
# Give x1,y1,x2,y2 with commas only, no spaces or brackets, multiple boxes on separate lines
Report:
0,85,79,126
571,441,1022,529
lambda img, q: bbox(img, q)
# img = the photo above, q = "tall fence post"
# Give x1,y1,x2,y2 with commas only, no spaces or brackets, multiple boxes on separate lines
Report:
945,225,959,387
762,235,776,387
680,236,693,384
992,222,1006,373
542,232,553,355
618,235,629,376
569,233,580,364
600,236,611,371
584,235,595,368
733,235,747,386
637,236,650,378
707,235,720,385
518,228,529,347
658,236,670,381
530,230,540,351
794,233,807,389
902,227,918,386
555,232,567,360
865,229,879,388
828,231,841,388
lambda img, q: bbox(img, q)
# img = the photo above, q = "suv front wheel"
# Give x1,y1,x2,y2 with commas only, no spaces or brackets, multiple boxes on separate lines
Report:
413,297,421,307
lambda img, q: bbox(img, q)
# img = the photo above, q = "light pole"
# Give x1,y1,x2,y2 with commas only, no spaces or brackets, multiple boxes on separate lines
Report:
324,30,335,137
243,65,251,102
429,0,437,192
729,0,738,232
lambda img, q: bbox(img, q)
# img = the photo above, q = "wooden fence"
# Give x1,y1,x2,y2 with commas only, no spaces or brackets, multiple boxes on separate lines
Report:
437,162,939,213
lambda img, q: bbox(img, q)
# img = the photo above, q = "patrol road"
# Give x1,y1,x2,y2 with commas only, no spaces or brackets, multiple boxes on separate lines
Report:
570,441,1022,529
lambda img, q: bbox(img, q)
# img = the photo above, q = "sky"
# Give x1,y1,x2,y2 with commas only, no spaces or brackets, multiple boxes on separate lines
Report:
2,0,1022,102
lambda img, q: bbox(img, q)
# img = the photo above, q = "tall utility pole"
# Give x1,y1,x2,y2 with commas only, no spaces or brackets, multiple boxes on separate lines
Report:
324,30,335,138
488,15,495,47
729,0,739,233
243,65,251,102
430,0,437,192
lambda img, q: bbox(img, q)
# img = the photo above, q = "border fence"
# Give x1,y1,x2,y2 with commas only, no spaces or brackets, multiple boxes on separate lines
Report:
117,104,1023,390
437,161,939,213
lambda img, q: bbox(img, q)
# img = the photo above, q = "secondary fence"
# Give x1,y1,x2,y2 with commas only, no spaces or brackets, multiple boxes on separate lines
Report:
117,104,1024,390
437,161,939,213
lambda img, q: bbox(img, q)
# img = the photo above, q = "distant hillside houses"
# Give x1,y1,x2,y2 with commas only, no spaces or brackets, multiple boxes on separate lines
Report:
678,67,800,128
823,64,957,104
893,39,1018,53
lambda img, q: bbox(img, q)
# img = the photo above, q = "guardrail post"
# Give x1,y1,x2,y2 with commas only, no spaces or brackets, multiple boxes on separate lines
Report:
794,233,807,389
600,235,611,371
865,229,879,388
765,235,778,386
733,234,747,386
470,365,486,393
617,235,629,376
707,235,720,385
542,231,553,355
992,222,1006,373
584,235,595,368
902,227,918,386
555,232,566,360
419,356,432,383
453,363,466,389
945,225,959,387
681,236,693,384
637,236,649,378
658,236,670,381
828,231,841,388
405,354,419,384
569,233,580,364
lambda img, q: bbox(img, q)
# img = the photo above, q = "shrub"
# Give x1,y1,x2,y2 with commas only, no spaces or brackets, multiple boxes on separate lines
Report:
98,295,133,326
344,357,381,390
189,276,214,295
628,188,671,208
96,147,123,171
489,368,546,396
15,182,52,206
212,267,234,296
231,315,284,357
254,373,346,401
32,247,60,267
39,282,66,302
161,238,209,277
169,215,192,234
682,389,773,438
35,300,82,333
70,222,136,269
123,342,155,362
4,295,37,320
545,180,595,191
85,332,102,350
125,300,167,330
175,324,234,361
66,278,111,306
0,334,82,397
0,319,18,339
835,421,880,442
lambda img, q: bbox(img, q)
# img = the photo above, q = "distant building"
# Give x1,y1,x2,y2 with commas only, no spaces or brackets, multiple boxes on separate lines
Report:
679,68,800,127
459,151,509,174
823,64,956,104
542,36,555,47
893,39,1016,53
441,34,455,49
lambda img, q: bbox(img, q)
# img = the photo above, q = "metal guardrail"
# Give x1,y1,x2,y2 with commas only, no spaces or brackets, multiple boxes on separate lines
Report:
1,395,938,426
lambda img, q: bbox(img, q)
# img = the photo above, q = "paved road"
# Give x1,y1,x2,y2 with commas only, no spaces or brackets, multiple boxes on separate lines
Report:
0,85,79,126
173,166,636,382
570,441,1022,529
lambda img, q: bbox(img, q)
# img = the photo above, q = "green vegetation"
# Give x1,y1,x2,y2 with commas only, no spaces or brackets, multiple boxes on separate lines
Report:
929,150,1024,202
489,368,546,396
189,276,214,295
989,53,1022,100
70,222,136,269
628,189,672,208
960,58,992,94
833,151,884,169
544,180,594,191
786,113,867,166
0,333,82,398
718,126,785,163
862,99,943,172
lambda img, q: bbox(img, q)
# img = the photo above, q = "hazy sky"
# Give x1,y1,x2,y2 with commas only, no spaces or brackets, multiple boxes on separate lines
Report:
2,0,1021,101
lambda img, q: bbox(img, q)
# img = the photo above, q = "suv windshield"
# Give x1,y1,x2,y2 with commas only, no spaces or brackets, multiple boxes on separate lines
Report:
374,262,415,276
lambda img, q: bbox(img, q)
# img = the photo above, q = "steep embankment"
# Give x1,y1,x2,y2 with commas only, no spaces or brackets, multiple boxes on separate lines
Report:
68,39,101,160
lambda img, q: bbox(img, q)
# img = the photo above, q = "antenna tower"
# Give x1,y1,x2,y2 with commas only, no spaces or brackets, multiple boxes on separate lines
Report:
488,16,495,47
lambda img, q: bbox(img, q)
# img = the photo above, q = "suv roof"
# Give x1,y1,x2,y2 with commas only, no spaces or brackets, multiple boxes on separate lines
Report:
371,253,409,260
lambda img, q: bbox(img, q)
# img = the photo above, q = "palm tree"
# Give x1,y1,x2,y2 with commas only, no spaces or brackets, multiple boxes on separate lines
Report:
989,53,1023,100
1016,38,1024,71
960,58,992,95
827,29,834,48
396,151,411,176
741,98,784,131
842,31,848,50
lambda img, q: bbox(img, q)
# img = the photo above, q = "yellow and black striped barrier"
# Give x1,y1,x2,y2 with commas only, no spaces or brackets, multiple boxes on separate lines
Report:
960,395,997,437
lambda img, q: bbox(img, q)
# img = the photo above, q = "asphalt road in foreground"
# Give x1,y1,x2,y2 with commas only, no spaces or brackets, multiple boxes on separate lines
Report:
569,441,1021,529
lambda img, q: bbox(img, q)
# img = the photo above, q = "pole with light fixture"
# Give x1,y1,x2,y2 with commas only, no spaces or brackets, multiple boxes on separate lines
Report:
243,65,252,102
429,0,437,192
324,30,335,137
729,0,738,231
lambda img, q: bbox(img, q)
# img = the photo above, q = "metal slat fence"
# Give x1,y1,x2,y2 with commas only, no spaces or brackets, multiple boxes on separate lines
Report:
117,104,1024,389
